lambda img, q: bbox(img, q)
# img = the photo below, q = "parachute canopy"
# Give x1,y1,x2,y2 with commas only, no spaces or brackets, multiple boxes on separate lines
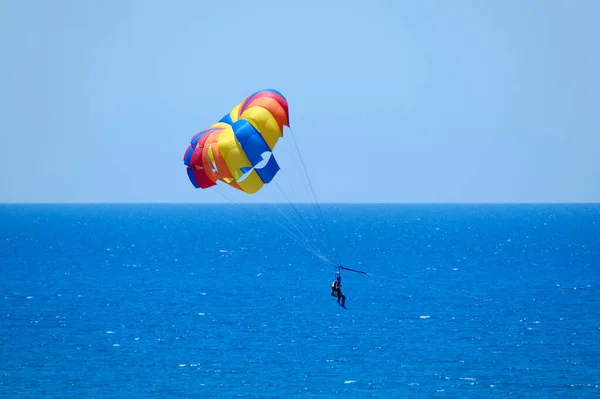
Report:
183,89,290,194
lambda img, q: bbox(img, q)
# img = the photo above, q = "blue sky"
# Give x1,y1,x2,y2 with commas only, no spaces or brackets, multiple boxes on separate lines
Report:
1,0,599,203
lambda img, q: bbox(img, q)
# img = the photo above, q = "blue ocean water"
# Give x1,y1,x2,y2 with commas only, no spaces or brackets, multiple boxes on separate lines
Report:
1,204,599,398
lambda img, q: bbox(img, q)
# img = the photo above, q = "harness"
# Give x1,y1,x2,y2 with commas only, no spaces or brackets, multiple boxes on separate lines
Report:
331,281,340,297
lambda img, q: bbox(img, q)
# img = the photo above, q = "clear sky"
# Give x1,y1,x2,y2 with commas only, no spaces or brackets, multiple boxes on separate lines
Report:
1,0,599,203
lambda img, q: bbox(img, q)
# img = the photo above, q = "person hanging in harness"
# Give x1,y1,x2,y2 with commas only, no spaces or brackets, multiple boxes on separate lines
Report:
331,273,347,308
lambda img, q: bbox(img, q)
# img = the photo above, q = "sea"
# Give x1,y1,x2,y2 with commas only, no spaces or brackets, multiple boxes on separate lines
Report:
1,203,598,398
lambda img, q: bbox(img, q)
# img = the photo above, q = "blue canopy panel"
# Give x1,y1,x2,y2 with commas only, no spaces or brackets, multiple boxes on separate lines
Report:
232,119,280,185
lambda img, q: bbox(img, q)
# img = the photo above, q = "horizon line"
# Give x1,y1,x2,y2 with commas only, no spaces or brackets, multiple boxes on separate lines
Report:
1,201,599,205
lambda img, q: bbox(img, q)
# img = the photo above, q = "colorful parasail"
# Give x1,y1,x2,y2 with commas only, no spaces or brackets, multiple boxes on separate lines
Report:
183,89,290,194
